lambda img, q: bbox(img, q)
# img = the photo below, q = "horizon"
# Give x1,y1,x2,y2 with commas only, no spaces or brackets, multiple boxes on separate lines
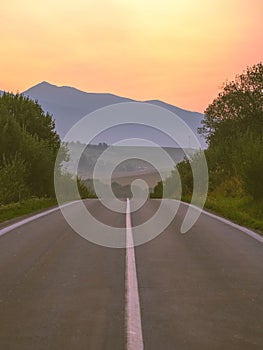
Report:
1,80,203,113
1,0,262,112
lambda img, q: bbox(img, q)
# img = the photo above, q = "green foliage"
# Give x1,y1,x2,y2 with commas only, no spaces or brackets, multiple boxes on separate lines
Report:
199,62,263,145
157,151,207,201
199,62,263,199
204,195,263,232
152,62,263,233
176,159,193,197
0,198,57,223
233,132,263,199
0,154,29,204
0,93,64,204
210,176,245,198
150,180,163,198
77,177,95,199
55,172,96,202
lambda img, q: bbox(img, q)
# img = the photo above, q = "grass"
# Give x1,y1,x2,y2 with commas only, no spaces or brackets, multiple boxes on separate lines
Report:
0,197,58,224
204,195,263,233
182,194,263,233
1,193,262,235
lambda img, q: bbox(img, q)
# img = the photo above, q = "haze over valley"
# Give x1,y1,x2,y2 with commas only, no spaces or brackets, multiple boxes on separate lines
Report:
22,81,206,148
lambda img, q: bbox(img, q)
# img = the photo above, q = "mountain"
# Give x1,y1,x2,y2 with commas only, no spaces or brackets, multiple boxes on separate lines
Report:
145,99,203,134
22,81,205,147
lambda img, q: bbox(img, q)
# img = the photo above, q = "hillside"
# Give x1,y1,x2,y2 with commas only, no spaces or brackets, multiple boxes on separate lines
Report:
64,143,196,190
22,82,206,148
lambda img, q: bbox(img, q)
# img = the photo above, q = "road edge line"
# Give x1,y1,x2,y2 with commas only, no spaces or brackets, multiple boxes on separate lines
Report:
174,199,263,244
0,201,79,237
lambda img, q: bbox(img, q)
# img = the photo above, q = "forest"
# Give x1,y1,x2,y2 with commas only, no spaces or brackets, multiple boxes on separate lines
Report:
152,63,263,230
0,93,64,204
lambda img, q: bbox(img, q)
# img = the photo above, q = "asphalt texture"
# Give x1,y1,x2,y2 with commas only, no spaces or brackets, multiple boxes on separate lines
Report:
0,199,262,349
0,200,126,350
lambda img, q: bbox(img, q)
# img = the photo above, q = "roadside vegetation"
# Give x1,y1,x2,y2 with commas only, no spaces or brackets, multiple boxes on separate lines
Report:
152,62,263,232
0,93,93,222
0,198,57,223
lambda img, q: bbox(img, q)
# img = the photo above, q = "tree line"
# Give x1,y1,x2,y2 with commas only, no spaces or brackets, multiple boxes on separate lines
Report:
0,93,93,204
0,93,65,204
153,62,263,201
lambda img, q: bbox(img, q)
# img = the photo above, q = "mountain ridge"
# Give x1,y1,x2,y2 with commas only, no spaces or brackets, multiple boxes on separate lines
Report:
1,81,206,147
25,81,203,114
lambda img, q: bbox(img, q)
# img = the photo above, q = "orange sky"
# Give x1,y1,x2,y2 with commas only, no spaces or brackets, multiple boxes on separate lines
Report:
1,0,262,112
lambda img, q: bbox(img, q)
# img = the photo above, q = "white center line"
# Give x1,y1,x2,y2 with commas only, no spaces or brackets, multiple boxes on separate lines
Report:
125,198,144,350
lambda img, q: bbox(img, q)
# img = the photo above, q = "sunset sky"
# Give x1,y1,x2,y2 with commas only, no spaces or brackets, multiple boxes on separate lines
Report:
1,0,262,112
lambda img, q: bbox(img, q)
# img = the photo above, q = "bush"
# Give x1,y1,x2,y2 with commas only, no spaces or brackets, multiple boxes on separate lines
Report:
0,155,29,204
234,133,263,199
0,93,65,203
150,181,163,198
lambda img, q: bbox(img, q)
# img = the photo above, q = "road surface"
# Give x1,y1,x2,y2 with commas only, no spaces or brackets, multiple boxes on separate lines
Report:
0,199,262,349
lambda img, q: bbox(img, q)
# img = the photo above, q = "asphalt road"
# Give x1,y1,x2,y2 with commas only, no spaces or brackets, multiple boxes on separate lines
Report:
0,199,262,349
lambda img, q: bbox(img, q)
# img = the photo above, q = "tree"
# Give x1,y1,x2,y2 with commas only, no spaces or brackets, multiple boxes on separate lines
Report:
0,93,65,203
77,177,95,199
199,62,263,199
150,181,163,198
199,62,263,145
233,132,263,199
0,155,29,204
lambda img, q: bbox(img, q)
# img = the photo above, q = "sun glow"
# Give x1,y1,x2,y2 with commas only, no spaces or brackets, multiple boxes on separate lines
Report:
1,0,262,111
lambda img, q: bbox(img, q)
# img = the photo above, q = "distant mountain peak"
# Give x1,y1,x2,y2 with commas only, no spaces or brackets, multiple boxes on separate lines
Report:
35,81,54,87
24,81,57,93
40,80,50,85
19,81,206,147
